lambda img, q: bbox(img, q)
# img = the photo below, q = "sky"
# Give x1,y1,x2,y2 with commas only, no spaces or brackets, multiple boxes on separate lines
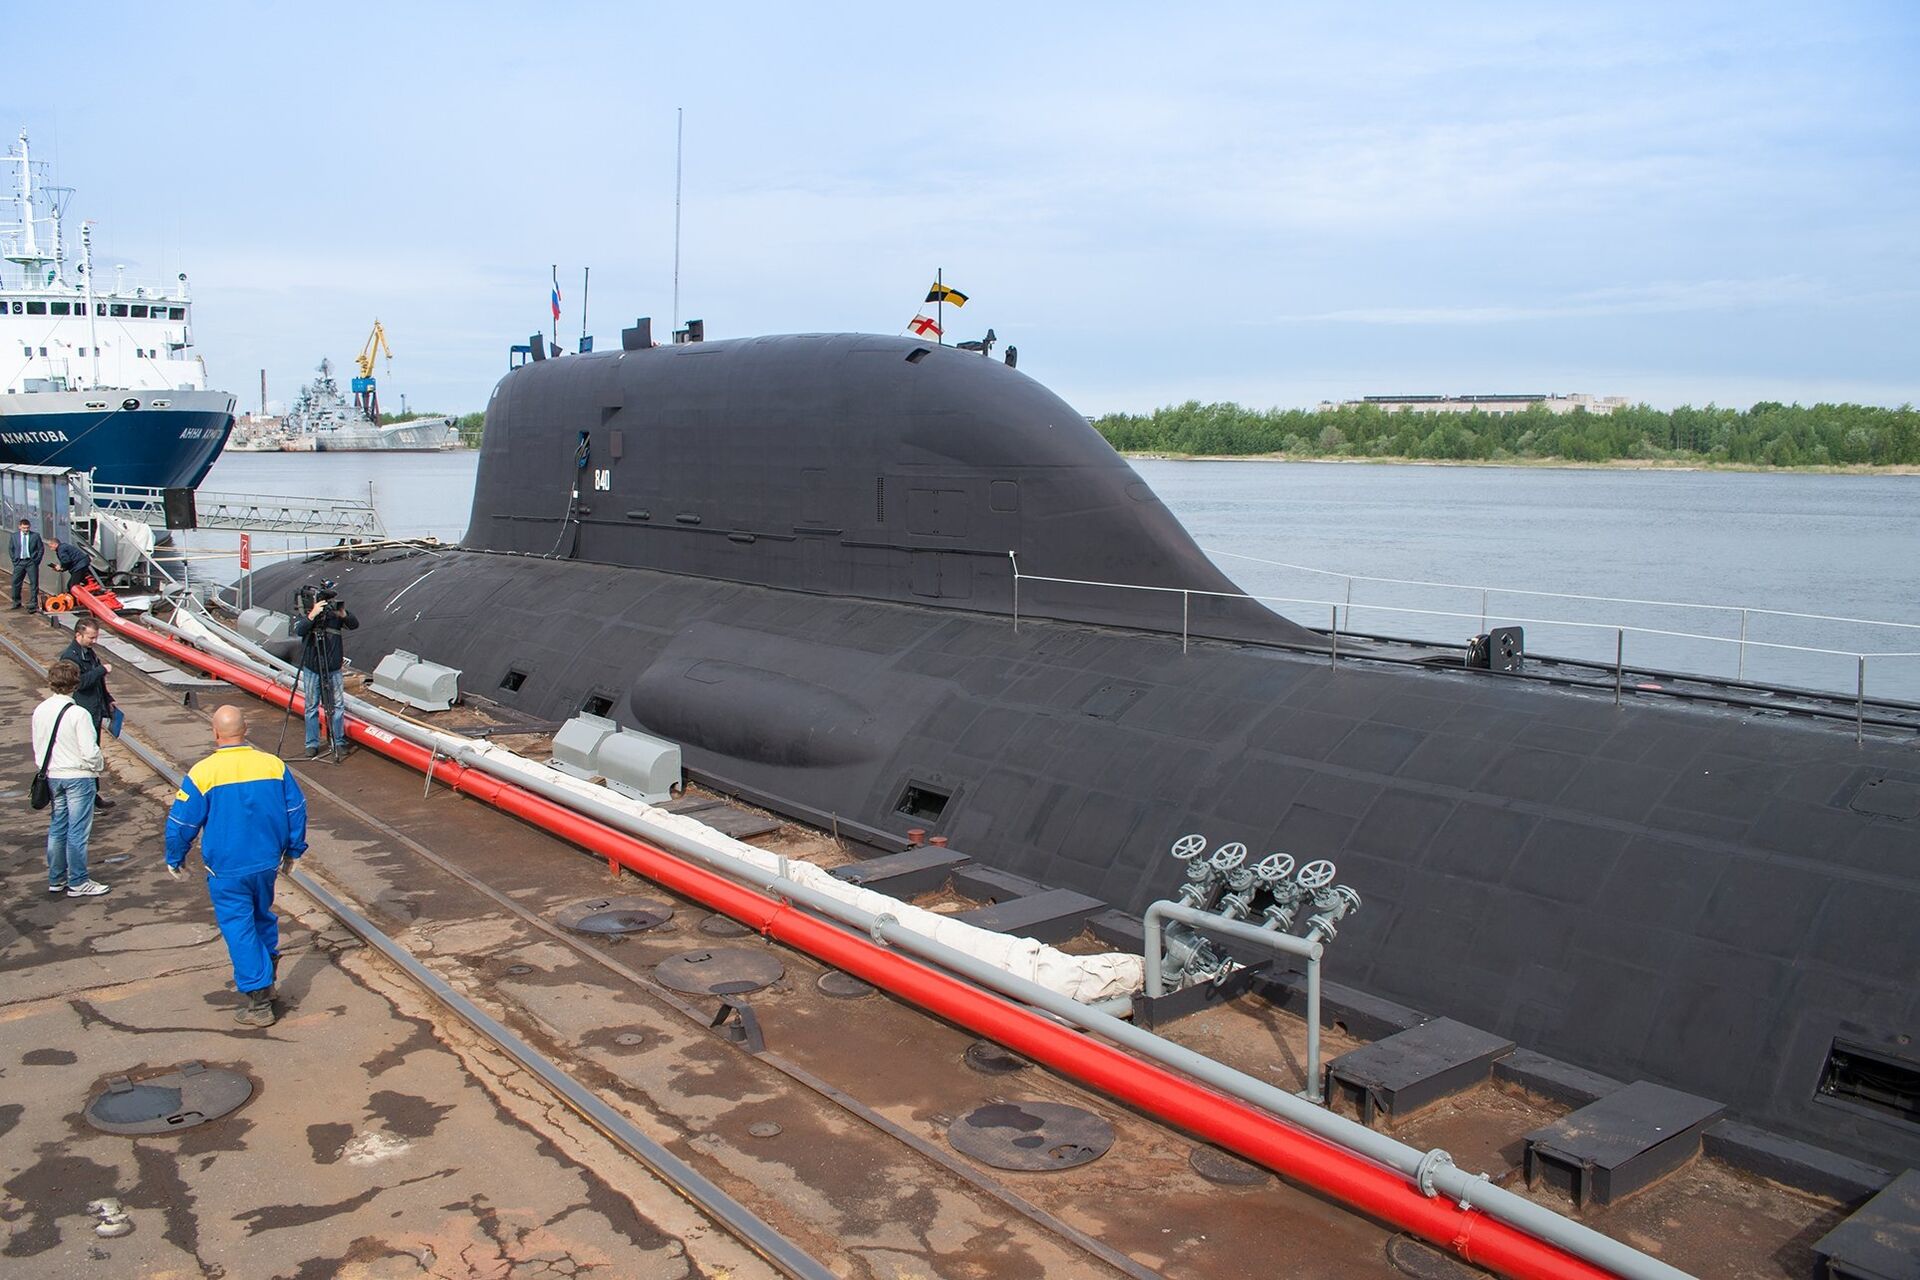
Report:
4,3,1915,416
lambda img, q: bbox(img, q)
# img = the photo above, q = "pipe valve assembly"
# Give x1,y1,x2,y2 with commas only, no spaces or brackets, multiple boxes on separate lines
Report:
1157,834,1362,991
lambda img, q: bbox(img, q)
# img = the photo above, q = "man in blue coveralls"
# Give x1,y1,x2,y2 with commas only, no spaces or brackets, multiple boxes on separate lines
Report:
165,705,309,1027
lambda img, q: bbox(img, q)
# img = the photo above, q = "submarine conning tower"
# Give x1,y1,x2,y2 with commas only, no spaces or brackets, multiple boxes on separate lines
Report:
467,332,1321,647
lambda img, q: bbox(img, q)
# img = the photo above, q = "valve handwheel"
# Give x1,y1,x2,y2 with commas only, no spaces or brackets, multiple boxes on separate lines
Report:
1295,859,1337,890
1170,833,1208,862
1254,852,1295,882
1210,841,1248,872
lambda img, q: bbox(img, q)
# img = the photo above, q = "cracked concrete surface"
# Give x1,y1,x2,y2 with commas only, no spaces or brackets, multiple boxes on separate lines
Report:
0,620,773,1280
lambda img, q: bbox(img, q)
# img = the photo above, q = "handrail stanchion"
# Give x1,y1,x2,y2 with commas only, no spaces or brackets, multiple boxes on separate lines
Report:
1181,591,1189,654
1480,589,1488,633
1009,551,1019,634
1330,606,1338,669
1615,629,1624,707
1344,575,1353,632
1857,656,1866,744
1738,609,1749,681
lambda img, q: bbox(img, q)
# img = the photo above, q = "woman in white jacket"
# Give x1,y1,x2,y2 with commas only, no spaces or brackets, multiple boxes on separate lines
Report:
32,659,109,897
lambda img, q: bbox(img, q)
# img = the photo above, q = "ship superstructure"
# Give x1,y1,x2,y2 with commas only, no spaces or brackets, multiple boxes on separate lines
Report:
284,357,455,451
0,130,235,488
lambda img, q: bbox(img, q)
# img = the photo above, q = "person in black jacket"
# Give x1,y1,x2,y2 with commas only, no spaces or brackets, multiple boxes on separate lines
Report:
51,537,92,592
292,593,358,762
59,617,117,810
10,518,43,611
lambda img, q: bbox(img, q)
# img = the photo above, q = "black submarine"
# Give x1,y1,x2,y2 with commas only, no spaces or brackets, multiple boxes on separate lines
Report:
253,325,1920,1175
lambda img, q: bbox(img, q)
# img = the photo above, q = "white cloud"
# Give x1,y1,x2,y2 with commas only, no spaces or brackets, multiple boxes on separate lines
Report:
1283,276,1837,326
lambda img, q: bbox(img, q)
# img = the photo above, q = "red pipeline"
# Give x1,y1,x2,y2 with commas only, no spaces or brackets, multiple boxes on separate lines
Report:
79,589,1616,1280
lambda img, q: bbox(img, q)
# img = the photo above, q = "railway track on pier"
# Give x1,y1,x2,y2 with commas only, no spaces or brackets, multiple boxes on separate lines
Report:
0,615,1395,1280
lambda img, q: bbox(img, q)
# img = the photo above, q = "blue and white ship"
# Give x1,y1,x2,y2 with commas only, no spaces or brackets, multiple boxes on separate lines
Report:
0,130,234,488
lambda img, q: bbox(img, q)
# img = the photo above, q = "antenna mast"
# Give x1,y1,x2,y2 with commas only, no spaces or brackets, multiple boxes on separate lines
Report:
672,107,683,330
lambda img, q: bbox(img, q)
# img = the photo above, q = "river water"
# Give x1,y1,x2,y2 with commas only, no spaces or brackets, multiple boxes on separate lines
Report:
190,451,1920,702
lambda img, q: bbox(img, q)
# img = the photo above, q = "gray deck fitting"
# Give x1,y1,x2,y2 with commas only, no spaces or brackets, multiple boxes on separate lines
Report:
1524,1081,1727,1209
1810,1167,1920,1280
1701,1120,1891,1206
1085,908,1146,953
951,864,1050,902
1324,1018,1515,1127
954,888,1104,945
830,846,974,897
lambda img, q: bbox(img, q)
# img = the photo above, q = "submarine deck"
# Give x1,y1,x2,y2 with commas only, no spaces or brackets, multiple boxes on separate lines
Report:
0,605,1867,1278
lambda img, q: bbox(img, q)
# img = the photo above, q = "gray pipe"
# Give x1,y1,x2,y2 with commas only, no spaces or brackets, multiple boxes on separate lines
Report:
1144,899,1326,1102
139,611,1691,1280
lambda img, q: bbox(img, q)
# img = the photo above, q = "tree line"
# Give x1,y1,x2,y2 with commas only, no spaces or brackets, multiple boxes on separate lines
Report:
1092,400,1920,467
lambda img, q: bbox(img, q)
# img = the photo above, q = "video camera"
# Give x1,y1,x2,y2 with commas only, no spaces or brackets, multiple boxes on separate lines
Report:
294,579,347,617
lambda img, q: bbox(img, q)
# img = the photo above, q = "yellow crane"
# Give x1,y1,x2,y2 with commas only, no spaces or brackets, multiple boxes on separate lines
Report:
351,320,393,421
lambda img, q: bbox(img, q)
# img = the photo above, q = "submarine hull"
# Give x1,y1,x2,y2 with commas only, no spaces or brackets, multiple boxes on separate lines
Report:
262,542,1920,1174
249,331,1919,1173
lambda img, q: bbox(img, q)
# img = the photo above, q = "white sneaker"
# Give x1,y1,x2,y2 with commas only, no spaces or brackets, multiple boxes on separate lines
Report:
66,880,110,898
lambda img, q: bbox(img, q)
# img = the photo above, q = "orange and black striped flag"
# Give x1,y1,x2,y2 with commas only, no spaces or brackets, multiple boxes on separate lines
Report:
926,283,968,307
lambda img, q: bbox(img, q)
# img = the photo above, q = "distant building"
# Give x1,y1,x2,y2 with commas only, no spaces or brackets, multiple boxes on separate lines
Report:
1320,393,1627,417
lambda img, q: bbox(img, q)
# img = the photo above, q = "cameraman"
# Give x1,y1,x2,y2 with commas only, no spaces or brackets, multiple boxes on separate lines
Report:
292,591,358,762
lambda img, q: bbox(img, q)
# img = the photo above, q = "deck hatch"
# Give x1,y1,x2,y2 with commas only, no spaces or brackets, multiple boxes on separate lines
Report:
1817,1036,1920,1127
499,667,528,692
896,780,952,822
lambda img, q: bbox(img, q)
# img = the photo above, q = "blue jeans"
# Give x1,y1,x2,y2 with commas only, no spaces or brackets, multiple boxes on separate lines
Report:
301,668,347,751
209,868,280,994
46,776,97,888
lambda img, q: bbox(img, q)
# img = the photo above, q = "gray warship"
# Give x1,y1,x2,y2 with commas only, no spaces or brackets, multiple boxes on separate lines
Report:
284,358,456,452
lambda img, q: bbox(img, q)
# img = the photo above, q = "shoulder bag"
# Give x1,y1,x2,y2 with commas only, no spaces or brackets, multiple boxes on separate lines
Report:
30,704,75,810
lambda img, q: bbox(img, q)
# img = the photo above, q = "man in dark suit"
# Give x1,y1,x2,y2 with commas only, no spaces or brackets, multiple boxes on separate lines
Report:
9,517,42,611
52,537,92,592
59,617,118,810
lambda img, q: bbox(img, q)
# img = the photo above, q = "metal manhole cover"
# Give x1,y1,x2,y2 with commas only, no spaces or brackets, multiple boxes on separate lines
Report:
555,896,675,935
85,1062,252,1135
948,1101,1114,1171
1189,1144,1271,1186
963,1041,1029,1075
1386,1234,1484,1279
698,914,753,938
504,964,535,977
816,970,874,1000
748,1121,783,1138
653,948,784,995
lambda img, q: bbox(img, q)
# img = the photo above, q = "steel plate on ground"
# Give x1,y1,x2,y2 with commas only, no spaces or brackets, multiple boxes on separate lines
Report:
698,913,753,938
654,948,784,995
554,896,675,935
948,1100,1114,1171
963,1040,1030,1075
85,1062,252,1135
1189,1144,1272,1186
816,970,875,999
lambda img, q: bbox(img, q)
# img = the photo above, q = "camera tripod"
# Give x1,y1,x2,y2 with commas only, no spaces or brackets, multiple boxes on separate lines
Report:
275,606,348,764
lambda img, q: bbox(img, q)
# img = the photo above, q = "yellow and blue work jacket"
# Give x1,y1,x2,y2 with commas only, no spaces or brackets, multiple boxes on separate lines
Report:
165,744,309,876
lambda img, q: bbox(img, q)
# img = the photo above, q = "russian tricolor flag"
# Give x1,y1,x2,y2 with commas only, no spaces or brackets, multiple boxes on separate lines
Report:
551,279,562,322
